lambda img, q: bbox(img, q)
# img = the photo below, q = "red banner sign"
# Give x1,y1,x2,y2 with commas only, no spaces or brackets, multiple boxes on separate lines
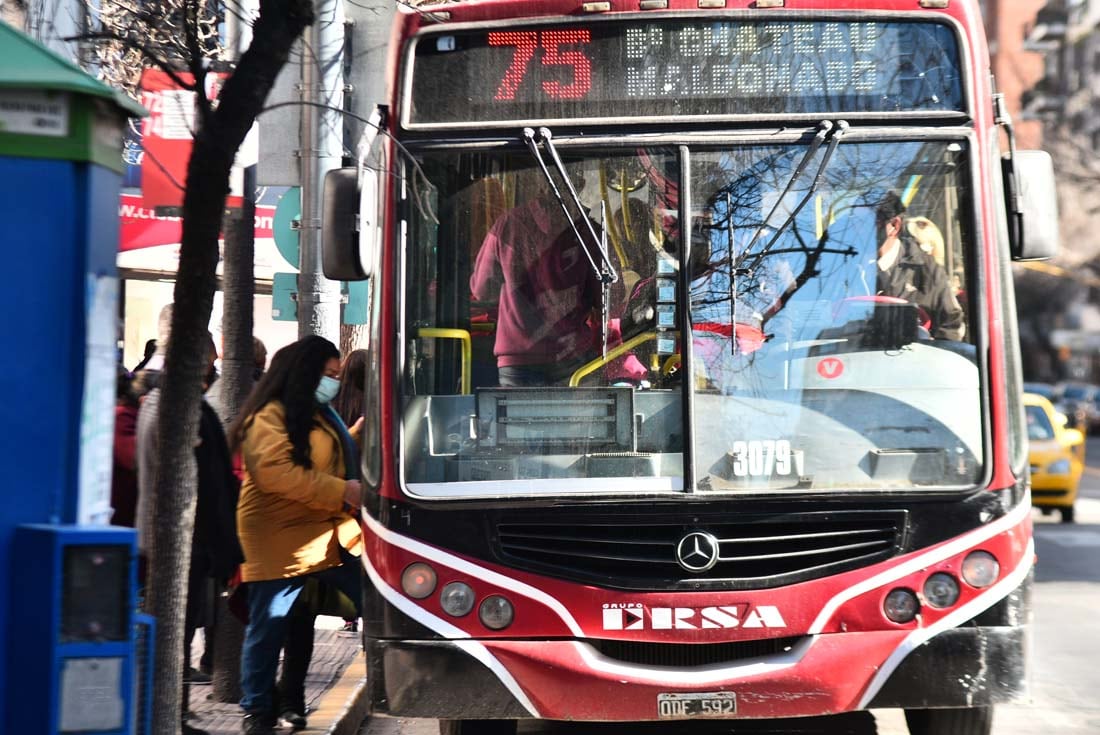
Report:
139,69,226,209
119,193,274,252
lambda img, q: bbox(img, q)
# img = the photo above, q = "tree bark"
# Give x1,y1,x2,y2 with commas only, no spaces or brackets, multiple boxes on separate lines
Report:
148,0,313,731
208,176,256,704
340,322,369,354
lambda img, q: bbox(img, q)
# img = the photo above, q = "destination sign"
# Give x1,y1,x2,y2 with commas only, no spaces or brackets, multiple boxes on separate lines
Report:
407,19,964,127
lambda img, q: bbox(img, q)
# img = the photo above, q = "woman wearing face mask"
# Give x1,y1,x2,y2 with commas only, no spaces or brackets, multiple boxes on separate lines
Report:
227,336,363,735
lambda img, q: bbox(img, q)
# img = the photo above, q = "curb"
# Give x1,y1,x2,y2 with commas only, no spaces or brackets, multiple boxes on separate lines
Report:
313,649,369,735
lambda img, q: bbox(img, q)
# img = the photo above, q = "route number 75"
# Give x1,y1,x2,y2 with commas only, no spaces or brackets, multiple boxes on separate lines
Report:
488,30,593,101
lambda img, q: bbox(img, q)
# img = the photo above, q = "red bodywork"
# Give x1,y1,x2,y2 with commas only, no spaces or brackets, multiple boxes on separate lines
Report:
360,0,1027,722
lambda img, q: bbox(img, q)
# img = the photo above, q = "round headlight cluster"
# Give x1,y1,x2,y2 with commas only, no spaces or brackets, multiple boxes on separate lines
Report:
400,563,514,630
401,562,437,599
961,551,1000,588
440,582,476,617
883,588,920,623
923,572,961,609
479,595,515,630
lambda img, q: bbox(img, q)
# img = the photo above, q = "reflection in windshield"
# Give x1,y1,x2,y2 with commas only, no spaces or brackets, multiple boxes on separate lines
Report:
401,139,981,495
689,140,979,490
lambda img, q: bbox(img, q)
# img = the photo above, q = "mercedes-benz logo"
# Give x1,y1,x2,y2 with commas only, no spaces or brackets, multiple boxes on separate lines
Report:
676,531,720,572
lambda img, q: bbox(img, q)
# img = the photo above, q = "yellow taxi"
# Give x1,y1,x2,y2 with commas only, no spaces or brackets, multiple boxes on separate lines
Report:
1025,392,1085,523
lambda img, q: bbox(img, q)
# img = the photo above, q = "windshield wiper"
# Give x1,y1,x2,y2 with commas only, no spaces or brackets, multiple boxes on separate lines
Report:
523,127,620,359
738,120,849,275
523,127,619,286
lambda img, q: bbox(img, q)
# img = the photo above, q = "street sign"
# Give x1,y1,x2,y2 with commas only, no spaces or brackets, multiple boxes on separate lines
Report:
272,272,298,321
273,186,301,268
343,281,369,325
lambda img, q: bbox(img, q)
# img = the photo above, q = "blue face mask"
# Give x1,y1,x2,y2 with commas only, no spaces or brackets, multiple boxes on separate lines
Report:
315,375,340,404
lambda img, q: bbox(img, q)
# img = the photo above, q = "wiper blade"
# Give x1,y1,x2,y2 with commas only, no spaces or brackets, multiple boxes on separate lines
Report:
738,120,848,274
522,127,618,285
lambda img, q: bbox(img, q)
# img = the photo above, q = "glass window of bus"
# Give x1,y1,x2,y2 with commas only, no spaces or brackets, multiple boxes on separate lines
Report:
687,140,980,491
402,147,685,495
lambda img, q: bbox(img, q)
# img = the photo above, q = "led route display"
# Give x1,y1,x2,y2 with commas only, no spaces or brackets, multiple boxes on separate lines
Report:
408,19,963,126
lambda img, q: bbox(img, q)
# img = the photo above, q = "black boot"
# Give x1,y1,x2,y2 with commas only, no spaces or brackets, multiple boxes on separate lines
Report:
241,711,275,735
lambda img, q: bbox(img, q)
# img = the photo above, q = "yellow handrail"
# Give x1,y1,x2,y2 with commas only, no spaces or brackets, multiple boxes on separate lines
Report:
568,331,658,387
418,328,472,395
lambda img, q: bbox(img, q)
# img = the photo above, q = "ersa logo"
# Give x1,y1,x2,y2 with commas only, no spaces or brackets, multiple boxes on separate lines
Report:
601,603,787,631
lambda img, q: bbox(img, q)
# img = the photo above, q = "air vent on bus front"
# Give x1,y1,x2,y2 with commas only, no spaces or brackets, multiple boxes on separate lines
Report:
494,511,905,591
588,636,805,668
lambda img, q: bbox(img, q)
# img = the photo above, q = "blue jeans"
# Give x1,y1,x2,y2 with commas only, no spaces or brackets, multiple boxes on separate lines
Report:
239,552,363,714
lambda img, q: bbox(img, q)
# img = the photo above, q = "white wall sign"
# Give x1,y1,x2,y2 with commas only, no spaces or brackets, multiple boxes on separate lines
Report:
0,90,70,137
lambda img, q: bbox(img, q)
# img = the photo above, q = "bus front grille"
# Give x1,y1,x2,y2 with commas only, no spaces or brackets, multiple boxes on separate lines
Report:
587,636,805,667
495,511,905,590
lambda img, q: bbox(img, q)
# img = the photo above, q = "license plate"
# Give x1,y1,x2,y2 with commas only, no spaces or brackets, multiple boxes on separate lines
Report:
657,692,737,719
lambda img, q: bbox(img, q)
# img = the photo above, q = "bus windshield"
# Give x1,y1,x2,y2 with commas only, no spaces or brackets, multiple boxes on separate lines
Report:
401,137,980,496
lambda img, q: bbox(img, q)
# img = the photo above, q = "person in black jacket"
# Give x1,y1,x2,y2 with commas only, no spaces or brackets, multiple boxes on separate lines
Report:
873,193,966,341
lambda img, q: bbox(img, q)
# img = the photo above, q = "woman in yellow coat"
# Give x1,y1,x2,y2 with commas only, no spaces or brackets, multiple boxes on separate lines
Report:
227,336,362,735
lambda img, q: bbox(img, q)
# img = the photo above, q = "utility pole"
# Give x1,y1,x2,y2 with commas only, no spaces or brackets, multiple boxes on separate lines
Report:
298,0,344,341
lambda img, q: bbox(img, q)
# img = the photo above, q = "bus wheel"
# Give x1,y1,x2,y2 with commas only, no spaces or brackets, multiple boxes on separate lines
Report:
1061,505,1076,523
904,706,992,735
438,720,517,735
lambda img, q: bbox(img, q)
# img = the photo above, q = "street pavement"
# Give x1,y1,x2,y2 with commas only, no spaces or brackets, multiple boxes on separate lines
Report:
186,616,368,735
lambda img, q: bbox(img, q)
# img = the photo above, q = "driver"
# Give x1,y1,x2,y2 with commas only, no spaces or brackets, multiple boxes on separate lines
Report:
873,192,966,341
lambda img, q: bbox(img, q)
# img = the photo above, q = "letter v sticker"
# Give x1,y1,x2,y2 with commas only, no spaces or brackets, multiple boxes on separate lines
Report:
816,358,844,379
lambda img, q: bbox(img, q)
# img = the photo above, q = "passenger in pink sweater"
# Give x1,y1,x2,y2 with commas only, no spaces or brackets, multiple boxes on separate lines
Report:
471,196,602,386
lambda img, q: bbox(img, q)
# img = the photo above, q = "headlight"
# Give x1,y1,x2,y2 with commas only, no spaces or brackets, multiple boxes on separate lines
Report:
883,588,920,623
961,551,999,588
478,595,515,630
1047,458,1071,475
923,573,960,609
401,562,437,599
439,582,476,617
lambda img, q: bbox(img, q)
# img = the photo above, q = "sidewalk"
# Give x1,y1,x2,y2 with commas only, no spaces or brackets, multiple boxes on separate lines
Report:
187,617,369,735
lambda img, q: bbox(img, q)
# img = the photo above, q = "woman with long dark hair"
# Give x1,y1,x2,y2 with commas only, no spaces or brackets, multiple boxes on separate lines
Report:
332,349,367,429
227,336,362,735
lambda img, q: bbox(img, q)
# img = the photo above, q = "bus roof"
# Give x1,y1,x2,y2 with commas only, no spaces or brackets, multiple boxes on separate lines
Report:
401,0,980,26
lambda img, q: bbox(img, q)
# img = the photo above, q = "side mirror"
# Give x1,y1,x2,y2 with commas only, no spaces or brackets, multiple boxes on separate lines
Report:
1062,427,1085,449
322,168,364,280
1003,150,1060,261
322,166,379,281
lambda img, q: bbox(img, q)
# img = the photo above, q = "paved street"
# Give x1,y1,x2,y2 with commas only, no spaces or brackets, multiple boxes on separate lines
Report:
360,458,1100,735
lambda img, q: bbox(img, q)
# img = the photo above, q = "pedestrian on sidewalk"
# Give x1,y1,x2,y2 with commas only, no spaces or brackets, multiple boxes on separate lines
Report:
227,336,363,735
331,348,367,634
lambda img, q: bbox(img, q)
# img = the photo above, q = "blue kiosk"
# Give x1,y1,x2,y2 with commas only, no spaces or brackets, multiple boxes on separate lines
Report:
0,22,150,734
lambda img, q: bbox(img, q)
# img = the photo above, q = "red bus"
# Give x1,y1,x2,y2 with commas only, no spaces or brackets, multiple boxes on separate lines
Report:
323,1,1060,733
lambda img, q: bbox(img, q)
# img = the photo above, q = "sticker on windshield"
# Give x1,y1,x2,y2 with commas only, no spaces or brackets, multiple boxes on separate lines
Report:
816,358,845,379
728,440,793,477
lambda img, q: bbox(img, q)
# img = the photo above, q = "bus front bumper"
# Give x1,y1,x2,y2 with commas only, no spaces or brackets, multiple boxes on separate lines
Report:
367,625,1027,721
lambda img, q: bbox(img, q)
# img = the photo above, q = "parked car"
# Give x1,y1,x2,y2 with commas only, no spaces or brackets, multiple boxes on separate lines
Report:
1024,392,1084,523
1055,382,1100,433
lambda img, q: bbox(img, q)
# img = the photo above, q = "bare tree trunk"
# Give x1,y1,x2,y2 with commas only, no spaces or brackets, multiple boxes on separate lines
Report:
148,1,313,731
340,322,368,354
209,181,256,704
210,601,246,702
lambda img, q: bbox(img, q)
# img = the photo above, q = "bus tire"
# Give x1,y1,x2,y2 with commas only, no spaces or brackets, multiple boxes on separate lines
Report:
1061,505,1076,523
904,706,993,735
438,719,517,735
